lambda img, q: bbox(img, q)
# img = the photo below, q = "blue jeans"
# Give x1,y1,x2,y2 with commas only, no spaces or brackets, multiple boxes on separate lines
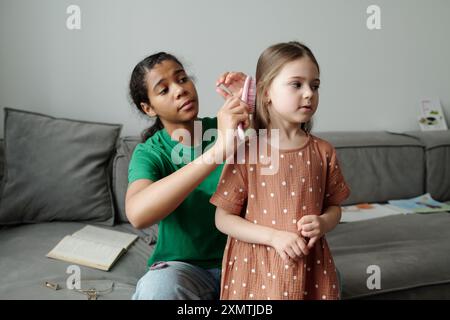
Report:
132,261,221,300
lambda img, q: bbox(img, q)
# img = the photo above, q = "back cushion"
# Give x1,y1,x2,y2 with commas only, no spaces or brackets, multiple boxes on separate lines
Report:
0,139,4,185
315,131,425,205
0,108,121,225
113,136,141,223
404,131,450,202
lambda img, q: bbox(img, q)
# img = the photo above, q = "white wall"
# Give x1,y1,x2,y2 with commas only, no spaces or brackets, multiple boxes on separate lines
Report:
1,0,449,138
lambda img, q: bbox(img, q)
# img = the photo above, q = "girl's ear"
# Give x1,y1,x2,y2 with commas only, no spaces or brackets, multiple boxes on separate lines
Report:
140,102,157,117
264,89,272,106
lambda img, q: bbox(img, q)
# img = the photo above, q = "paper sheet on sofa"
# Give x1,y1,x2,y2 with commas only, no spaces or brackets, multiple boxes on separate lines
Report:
388,193,450,214
341,203,408,222
46,226,138,271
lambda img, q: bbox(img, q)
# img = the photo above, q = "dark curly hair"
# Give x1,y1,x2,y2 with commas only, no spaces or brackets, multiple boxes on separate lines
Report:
129,52,184,142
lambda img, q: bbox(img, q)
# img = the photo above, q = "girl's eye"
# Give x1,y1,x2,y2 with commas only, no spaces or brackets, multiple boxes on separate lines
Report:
291,82,320,91
159,88,168,95
179,76,189,83
291,82,302,89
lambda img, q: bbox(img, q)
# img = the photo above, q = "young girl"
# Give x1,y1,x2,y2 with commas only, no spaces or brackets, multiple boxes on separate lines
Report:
126,52,251,299
210,41,351,300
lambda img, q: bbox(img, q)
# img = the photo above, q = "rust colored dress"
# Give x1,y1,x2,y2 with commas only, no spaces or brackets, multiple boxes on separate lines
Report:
210,132,350,300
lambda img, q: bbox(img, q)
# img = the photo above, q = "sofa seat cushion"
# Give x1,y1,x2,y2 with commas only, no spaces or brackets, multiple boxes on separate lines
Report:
327,212,450,299
0,222,154,299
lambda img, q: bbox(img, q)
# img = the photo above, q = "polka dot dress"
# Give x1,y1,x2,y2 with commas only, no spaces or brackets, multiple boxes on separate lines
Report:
210,133,350,300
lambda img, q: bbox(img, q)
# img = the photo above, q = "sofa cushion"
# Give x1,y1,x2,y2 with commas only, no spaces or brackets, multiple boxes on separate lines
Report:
0,139,4,185
328,212,450,299
110,136,158,241
113,137,141,223
315,131,425,205
404,131,450,202
0,108,121,225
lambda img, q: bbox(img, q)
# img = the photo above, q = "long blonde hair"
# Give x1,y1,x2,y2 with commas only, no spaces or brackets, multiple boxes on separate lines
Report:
254,41,320,134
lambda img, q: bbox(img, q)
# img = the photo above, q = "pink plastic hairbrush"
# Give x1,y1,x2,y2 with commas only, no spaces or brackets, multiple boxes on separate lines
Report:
239,76,256,140
217,76,256,140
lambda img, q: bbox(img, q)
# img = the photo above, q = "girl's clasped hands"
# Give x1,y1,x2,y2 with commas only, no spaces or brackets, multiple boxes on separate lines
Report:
270,214,327,265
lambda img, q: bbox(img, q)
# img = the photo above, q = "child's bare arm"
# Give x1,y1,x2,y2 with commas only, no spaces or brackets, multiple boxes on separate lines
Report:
320,205,342,233
215,207,275,245
215,207,309,262
297,205,342,249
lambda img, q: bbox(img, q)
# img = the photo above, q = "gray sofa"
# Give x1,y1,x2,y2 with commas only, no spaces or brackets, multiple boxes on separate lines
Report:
0,129,449,300
319,130,450,299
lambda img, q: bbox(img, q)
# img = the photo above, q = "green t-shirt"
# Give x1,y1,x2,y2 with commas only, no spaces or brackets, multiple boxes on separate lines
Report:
128,117,226,269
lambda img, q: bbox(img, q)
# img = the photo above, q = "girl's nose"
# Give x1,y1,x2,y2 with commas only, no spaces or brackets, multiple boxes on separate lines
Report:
174,83,187,99
302,85,313,99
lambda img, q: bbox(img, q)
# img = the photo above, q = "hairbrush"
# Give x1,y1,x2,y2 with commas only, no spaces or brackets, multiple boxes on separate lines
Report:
217,76,256,140
239,76,256,140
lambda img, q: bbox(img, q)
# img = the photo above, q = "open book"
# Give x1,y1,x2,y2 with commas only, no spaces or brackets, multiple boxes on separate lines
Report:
46,225,138,271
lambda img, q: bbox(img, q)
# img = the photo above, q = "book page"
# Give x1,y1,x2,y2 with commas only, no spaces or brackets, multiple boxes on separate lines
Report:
46,235,123,271
72,225,138,249
388,193,450,213
341,203,406,223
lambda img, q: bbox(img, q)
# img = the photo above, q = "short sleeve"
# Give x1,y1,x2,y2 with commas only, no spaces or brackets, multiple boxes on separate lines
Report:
210,163,248,215
324,147,351,208
128,144,163,183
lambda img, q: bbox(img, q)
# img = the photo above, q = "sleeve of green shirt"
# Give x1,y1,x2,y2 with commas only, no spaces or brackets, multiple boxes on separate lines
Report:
128,143,163,184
